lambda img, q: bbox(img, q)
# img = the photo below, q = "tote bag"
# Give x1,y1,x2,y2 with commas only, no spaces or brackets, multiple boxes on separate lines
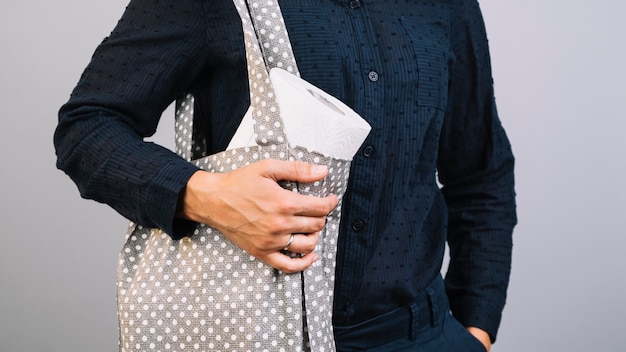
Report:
117,1,365,351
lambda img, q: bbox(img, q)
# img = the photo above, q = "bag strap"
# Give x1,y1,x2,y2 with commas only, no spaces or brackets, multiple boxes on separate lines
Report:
175,0,298,161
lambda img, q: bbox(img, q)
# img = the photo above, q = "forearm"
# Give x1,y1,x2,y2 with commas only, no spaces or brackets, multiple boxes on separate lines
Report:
445,229,513,342
54,0,213,237
442,154,516,341
54,109,199,237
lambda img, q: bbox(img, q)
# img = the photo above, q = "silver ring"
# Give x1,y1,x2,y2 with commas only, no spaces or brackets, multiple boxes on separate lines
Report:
283,234,295,251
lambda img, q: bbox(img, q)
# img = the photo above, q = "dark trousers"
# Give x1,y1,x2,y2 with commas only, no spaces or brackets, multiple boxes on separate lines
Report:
333,275,486,352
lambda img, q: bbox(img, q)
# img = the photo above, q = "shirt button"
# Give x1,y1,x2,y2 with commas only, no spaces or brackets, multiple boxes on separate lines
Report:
349,0,361,9
368,71,379,82
352,220,364,231
363,145,374,157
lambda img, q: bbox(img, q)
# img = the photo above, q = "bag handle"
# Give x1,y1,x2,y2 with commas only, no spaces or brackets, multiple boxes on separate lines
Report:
175,0,298,161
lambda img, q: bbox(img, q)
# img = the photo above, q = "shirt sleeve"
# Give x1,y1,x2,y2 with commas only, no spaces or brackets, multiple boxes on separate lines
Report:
54,0,213,239
437,0,517,342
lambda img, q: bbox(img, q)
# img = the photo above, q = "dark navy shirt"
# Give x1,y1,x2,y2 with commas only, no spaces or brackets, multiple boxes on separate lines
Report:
55,0,516,340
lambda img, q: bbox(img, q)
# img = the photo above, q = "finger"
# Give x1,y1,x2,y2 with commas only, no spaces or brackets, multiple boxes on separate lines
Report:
280,191,339,219
264,211,329,236
264,251,319,274
259,159,329,183
295,193,339,217
281,232,319,254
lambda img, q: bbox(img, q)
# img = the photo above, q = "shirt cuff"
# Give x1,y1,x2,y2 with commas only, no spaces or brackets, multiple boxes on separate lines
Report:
448,295,504,343
146,158,200,240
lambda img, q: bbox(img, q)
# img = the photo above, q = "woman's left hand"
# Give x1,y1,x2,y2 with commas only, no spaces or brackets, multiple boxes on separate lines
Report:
466,327,491,352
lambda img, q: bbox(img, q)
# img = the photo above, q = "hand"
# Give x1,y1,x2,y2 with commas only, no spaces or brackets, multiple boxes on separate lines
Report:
177,159,339,273
466,327,491,352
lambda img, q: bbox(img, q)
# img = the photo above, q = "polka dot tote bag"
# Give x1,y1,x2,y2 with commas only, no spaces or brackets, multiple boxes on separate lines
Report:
116,1,356,351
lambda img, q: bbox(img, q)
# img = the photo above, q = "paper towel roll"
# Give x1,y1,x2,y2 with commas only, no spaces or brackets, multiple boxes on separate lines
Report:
227,68,371,161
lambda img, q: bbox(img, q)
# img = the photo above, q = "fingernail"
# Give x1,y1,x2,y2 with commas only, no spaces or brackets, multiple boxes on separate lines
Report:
311,165,328,175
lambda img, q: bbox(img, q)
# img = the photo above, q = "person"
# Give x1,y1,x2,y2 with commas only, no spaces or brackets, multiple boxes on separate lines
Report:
54,0,516,351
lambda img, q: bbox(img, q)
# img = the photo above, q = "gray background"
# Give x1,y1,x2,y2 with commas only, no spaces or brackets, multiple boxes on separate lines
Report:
1,0,624,351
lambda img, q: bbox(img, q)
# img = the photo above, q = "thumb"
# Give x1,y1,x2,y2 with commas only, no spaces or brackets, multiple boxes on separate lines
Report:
260,159,328,183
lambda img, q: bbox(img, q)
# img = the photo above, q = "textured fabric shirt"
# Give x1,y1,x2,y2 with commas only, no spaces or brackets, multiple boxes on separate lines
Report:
55,0,516,341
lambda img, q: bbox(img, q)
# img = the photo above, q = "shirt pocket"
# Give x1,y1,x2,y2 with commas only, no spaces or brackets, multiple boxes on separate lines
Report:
281,6,344,100
400,16,454,111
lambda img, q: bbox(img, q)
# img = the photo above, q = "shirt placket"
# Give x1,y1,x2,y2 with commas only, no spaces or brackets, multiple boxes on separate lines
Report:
333,0,385,323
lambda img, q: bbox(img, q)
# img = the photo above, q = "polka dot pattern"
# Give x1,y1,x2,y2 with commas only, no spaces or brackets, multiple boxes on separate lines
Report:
118,1,349,350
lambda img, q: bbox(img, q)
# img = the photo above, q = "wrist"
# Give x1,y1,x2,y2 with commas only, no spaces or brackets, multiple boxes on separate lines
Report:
176,170,221,224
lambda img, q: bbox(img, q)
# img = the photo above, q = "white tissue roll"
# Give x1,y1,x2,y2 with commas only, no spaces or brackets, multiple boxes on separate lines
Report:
227,68,371,161
227,106,256,150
